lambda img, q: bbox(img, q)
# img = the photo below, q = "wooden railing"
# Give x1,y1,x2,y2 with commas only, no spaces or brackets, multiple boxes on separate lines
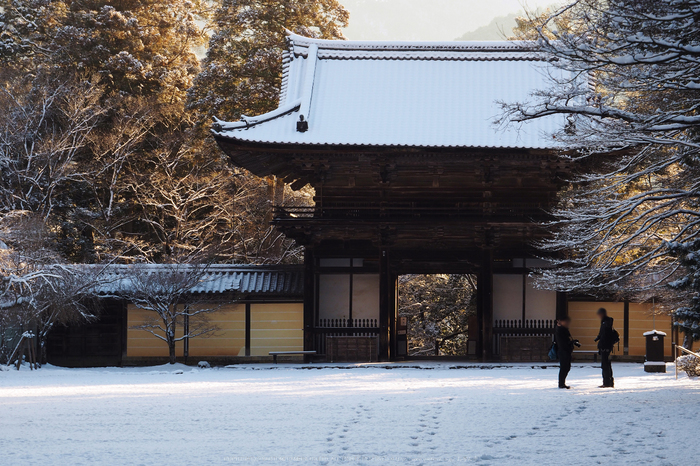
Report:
318,318,379,329
274,203,545,221
493,319,555,355
674,345,700,379
313,318,380,355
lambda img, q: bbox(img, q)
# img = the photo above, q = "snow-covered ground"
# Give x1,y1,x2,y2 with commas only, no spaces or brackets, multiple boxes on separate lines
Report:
1,362,697,465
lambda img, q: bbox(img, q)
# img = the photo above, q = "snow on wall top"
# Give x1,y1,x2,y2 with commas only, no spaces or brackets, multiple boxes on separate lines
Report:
212,32,568,149
87,264,303,297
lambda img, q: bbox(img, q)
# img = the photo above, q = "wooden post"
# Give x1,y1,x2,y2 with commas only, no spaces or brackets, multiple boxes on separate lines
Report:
28,337,37,370
15,339,25,370
11,335,37,370
303,246,315,356
389,272,397,360
623,300,630,355
245,303,251,357
480,250,494,360
183,305,190,361
378,249,390,361
521,268,527,323
121,301,128,365
476,273,484,358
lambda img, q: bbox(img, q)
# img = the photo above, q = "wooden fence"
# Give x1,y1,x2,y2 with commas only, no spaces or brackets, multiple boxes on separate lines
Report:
314,318,380,356
493,319,555,355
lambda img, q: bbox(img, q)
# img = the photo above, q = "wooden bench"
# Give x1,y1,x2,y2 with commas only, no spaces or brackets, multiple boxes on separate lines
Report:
269,351,316,364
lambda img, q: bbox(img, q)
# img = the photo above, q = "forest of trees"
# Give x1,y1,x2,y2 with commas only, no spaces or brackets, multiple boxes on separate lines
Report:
0,0,349,360
0,0,348,267
2,0,700,359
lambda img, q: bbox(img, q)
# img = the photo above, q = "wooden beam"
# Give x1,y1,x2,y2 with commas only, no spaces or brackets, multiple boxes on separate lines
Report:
479,249,494,361
389,272,397,360
303,246,316,355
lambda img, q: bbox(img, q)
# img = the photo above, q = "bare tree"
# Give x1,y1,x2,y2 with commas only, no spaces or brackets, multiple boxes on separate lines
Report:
0,213,102,363
0,75,106,220
114,264,221,364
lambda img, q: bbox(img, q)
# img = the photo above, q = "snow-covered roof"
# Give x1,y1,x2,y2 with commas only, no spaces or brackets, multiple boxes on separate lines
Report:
88,264,303,298
212,32,568,149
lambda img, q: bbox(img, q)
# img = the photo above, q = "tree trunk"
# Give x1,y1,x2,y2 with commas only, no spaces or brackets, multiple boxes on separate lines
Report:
168,340,177,364
273,176,285,207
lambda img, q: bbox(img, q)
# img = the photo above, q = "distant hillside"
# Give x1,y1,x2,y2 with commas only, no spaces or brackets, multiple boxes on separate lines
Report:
455,12,520,41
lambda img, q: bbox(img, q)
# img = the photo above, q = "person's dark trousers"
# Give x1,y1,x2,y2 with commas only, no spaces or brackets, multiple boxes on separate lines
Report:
559,355,571,388
601,351,614,387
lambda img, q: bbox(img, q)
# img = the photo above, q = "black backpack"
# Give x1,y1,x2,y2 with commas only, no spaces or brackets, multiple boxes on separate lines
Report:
612,328,620,345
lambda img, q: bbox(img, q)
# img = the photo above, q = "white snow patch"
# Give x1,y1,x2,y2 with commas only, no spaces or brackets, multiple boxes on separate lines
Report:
0,363,697,465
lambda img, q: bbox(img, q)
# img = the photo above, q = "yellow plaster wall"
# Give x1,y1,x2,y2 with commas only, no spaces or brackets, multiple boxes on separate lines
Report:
627,303,672,357
127,301,304,358
250,303,303,356
567,302,624,353
127,304,184,357
187,303,246,357
568,302,673,357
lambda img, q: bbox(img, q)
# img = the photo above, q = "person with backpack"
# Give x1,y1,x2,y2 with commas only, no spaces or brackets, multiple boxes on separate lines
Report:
554,316,580,389
595,308,619,388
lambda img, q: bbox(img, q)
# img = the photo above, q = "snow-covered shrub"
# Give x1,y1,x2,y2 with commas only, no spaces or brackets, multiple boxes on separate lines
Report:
676,355,700,377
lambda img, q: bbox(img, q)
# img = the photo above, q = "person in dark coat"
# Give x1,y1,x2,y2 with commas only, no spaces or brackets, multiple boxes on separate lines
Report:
595,308,616,388
554,316,579,389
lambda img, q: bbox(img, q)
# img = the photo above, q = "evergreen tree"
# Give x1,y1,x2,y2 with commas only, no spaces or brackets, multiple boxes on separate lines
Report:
185,0,349,264
0,1,291,263
188,0,349,124
0,0,206,100
668,240,700,348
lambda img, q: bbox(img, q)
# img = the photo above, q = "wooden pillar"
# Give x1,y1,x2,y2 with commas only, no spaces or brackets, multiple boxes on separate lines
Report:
379,249,390,361
303,246,315,353
521,269,527,322
121,301,128,365
389,273,398,360
476,281,484,358
183,306,190,360
479,250,494,360
556,291,568,321
623,300,630,355
245,303,251,357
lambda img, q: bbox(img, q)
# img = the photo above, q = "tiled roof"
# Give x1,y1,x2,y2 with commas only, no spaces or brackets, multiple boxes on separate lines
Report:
88,264,303,298
213,32,570,149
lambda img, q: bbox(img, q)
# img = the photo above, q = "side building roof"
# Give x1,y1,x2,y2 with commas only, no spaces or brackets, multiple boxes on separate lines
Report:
89,264,303,301
212,32,569,150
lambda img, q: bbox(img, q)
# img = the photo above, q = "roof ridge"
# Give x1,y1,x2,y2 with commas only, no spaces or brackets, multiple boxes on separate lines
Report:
285,31,535,53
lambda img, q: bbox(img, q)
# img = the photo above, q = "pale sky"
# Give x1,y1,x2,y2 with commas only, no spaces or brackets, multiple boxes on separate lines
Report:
341,0,559,41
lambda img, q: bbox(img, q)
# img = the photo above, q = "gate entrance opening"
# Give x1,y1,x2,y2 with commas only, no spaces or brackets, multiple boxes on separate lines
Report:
398,274,477,357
